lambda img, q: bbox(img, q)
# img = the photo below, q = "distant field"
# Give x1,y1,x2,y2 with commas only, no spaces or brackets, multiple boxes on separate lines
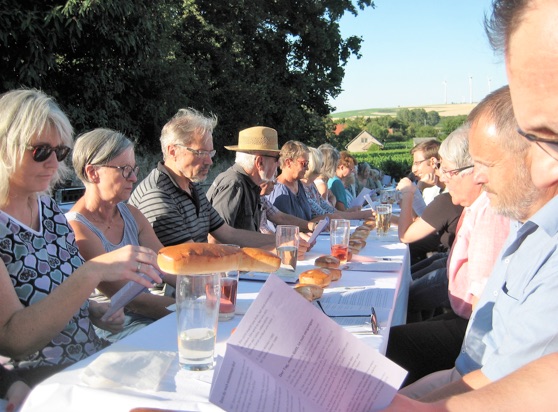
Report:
330,103,476,119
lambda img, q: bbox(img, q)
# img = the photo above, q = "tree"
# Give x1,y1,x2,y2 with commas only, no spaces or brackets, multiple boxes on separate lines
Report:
439,115,468,138
415,125,439,138
426,111,441,126
0,0,376,155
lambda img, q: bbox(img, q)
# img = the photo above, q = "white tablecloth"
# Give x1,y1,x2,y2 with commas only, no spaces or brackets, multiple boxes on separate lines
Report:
21,227,410,412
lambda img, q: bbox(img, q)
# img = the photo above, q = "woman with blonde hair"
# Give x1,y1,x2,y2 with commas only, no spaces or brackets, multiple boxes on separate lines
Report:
0,89,161,385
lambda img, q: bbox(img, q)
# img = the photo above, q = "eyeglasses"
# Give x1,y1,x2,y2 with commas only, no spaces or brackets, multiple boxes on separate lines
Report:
435,164,474,179
98,164,140,179
517,128,558,161
175,144,216,159
26,144,71,162
412,158,429,167
316,300,379,334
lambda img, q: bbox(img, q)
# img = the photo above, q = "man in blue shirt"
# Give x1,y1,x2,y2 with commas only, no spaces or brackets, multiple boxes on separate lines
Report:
399,84,558,401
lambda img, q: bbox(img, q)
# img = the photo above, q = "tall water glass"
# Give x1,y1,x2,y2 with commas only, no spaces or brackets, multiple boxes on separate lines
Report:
176,272,220,371
276,225,299,271
330,219,351,263
376,204,392,237
219,244,240,322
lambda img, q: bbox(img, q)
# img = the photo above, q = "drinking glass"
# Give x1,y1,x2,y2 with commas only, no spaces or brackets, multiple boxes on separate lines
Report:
219,244,240,322
376,204,392,236
330,219,351,263
276,225,299,271
176,272,220,370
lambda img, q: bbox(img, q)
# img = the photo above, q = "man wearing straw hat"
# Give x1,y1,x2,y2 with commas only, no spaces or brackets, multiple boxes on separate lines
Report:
207,126,316,236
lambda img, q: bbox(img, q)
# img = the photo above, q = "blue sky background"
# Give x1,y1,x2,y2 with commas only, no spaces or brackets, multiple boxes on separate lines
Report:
330,0,508,112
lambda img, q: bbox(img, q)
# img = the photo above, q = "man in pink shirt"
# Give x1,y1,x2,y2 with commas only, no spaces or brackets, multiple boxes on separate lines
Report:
387,121,510,386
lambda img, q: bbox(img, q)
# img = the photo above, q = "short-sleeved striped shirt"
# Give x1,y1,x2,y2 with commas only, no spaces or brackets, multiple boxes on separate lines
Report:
129,162,224,246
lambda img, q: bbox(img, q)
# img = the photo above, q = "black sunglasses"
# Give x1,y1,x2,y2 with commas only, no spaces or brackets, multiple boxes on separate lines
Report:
316,300,379,334
26,144,71,162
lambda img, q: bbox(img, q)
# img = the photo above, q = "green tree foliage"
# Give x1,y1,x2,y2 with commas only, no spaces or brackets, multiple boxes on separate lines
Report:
0,0,375,155
415,125,439,138
439,115,468,138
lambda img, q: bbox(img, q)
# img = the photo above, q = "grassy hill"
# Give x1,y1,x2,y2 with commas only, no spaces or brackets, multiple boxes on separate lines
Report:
330,103,476,119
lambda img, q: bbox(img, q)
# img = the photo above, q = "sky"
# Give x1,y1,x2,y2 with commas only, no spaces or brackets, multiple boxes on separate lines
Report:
329,0,508,113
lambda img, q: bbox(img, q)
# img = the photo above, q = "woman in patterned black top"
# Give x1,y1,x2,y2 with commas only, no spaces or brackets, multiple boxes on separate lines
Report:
0,89,162,386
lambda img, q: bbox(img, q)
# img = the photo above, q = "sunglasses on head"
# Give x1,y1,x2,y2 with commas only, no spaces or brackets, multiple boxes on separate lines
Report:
26,144,71,162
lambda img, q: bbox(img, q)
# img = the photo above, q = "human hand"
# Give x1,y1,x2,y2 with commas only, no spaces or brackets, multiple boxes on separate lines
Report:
87,245,162,288
396,177,416,195
420,172,438,186
299,232,315,250
5,381,31,412
297,237,310,259
88,300,125,333
348,205,361,212
380,394,434,411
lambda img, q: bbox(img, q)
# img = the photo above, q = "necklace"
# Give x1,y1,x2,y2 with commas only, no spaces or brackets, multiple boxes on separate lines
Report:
87,209,118,231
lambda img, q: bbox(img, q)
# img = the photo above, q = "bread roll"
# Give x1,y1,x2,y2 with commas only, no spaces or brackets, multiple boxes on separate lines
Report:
349,239,366,250
298,268,332,287
294,283,324,301
328,268,342,281
157,243,280,275
351,230,369,240
363,219,376,229
355,225,372,233
315,255,341,269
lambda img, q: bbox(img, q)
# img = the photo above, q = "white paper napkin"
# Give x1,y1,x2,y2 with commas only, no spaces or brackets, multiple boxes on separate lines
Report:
81,347,175,391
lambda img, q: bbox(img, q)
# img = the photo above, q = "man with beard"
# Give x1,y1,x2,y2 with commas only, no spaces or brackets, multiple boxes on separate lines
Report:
129,109,275,249
396,84,558,402
381,0,558,409
207,126,314,234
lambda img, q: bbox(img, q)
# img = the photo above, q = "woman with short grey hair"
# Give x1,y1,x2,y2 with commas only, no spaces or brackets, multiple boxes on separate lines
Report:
67,128,174,342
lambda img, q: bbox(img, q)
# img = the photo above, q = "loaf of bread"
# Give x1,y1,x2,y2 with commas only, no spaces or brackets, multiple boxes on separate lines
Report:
298,268,332,287
294,283,324,301
314,255,341,269
157,243,280,275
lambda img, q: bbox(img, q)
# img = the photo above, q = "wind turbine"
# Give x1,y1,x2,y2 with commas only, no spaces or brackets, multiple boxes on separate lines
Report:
443,80,447,104
487,76,492,94
469,76,473,104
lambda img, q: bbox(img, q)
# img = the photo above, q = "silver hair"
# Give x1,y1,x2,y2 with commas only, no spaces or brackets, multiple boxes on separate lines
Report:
304,147,323,179
278,140,309,169
317,143,339,179
439,124,473,169
235,151,256,170
0,89,73,205
160,108,217,160
73,128,134,183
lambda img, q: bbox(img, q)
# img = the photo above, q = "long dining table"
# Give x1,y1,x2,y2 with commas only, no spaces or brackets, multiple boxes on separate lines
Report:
20,224,410,412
